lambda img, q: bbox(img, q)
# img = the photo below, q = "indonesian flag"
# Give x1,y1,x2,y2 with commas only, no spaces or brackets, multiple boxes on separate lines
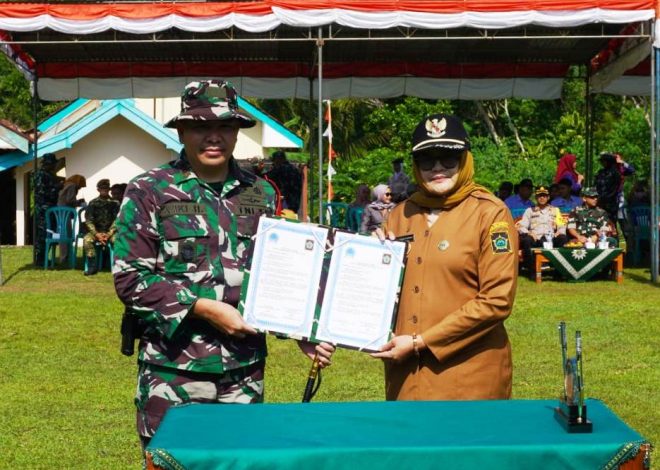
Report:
323,100,336,202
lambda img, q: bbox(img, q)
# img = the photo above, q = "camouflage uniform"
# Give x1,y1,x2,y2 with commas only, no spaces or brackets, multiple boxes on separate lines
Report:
83,196,120,257
567,205,610,238
113,153,275,439
34,163,63,266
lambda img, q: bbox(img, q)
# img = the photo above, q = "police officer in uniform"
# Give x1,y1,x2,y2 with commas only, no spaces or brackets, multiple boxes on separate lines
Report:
518,186,567,274
373,114,517,400
112,80,334,449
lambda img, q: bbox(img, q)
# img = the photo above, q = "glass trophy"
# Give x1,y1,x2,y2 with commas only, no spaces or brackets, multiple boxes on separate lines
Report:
554,322,593,433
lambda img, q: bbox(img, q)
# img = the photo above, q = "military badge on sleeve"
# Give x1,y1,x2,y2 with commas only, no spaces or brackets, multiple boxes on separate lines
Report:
489,221,512,254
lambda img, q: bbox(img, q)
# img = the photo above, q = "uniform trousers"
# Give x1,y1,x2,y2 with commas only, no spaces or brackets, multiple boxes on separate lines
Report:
136,360,265,447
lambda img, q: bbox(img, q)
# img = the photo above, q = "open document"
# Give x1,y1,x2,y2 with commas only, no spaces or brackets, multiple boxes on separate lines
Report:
239,216,407,352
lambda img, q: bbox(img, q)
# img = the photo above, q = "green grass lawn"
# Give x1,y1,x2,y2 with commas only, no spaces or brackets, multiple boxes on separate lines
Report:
0,246,657,469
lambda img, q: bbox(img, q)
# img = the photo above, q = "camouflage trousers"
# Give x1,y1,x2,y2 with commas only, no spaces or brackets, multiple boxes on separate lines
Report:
135,361,265,439
83,233,115,258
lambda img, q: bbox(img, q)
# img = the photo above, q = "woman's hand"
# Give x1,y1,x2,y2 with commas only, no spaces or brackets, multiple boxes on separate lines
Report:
191,298,258,338
371,335,425,362
297,341,335,368
373,227,395,242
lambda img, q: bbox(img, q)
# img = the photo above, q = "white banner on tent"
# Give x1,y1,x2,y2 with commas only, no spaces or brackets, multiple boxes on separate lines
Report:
37,76,564,101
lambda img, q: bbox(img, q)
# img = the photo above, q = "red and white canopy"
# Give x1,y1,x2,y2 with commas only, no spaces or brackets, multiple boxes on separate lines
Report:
0,1,656,100
0,1,655,33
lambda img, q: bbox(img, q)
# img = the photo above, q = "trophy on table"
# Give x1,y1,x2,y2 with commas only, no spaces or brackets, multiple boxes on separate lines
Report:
554,321,593,433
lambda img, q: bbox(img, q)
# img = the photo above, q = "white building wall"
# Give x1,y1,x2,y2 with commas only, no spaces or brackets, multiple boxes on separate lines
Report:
14,115,177,245
14,165,27,246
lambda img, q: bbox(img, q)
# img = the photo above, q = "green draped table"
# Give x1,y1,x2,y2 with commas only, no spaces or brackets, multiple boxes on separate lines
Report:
146,399,648,470
534,248,624,283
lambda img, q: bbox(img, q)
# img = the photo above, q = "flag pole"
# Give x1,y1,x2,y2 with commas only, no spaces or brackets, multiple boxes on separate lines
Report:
317,28,324,224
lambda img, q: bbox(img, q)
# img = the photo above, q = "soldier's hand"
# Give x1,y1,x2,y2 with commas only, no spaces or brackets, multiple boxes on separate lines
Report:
192,298,258,338
297,340,335,368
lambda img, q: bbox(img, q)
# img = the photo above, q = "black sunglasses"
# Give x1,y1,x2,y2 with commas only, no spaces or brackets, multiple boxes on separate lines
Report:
384,192,392,196
414,151,463,171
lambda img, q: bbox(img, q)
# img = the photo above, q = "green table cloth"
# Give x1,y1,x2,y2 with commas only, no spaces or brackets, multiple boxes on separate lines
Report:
147,399,647,470
541,248,623,282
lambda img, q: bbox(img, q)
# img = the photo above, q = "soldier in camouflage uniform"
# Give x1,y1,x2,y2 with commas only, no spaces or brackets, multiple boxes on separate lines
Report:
112,80,334,449
34,153,63,266
567,187,617,246
83,178,120,275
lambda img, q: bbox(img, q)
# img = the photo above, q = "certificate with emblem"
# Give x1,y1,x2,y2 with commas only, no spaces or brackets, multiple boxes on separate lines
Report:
239,217,407,352
240,216,329,339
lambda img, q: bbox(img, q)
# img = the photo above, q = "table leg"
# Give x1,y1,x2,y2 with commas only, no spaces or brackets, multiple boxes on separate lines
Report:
535,253,544,284
613,253,624,284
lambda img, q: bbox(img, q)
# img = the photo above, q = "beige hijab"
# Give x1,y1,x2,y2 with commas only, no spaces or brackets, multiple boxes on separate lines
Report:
409,151,490,209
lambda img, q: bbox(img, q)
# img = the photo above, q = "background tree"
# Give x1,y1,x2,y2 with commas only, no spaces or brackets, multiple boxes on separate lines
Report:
0,54,65,129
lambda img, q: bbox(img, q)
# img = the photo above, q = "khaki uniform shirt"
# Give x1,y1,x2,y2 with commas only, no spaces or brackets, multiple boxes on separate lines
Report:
518,205,566,238
384,191,517,400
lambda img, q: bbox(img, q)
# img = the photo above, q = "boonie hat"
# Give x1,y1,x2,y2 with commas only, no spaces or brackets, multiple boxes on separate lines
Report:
582,187,599,197
411,114,470,154
164,79,256,129
535,186,550,196
97,179,111,189
42,153,57,164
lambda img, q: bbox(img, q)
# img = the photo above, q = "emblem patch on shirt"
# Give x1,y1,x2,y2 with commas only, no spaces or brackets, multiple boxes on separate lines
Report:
236,187,268,216
489,221,512,254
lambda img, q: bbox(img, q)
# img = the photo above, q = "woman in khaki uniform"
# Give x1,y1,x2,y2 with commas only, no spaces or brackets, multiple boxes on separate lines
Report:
372,114,518,400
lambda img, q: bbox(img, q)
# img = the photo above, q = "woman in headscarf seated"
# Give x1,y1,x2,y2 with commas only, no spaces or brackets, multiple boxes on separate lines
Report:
360,183,394,234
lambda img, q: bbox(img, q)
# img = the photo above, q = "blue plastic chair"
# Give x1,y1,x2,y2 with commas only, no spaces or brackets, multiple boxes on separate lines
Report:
322,202,349,228
345,206,365,233
43,206,77,269
628,205,651,265
509,207,528,221
84,242,115,272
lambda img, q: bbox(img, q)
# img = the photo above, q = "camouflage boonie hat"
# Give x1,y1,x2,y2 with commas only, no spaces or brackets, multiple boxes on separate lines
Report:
42,153,57,164
582,187,599,197
96,178,110,189
164,79,256,129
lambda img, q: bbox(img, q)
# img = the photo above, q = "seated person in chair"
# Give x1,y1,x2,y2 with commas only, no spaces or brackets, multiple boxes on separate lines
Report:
518,186,567,273
566,187,617,248
504,178,534,212
551,178,582,212
83,179,120,275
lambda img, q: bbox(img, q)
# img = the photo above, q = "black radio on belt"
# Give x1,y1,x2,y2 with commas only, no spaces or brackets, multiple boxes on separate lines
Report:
120,308,146,357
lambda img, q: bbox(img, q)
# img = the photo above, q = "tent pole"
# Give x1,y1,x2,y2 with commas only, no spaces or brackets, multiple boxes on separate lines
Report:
652,45,659,283
585,68,593,186
31,77,39,266
317,27,324,224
